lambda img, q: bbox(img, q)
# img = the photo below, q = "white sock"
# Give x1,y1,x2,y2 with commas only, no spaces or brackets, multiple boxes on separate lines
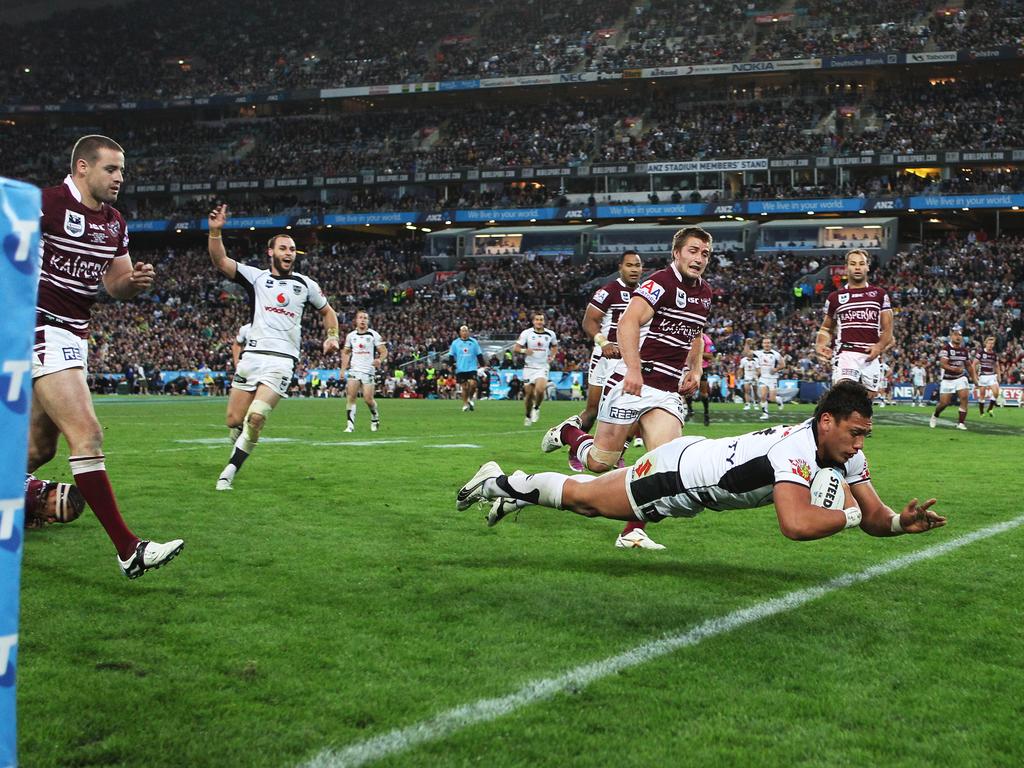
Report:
488,471,569,509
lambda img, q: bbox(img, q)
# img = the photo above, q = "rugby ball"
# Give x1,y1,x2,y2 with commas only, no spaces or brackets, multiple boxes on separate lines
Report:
810,467,846,509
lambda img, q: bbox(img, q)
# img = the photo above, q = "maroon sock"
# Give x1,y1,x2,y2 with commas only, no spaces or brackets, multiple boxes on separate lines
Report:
958,409,967,424
561,424,592,455
69,455,138,558
622,520,646,534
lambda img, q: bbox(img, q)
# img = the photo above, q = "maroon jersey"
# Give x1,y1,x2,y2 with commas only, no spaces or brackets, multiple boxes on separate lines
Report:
824,284,891,354
628,264,713,391
588,277,633,345
940,343,971,381
976,349,998,376
37,177,129,338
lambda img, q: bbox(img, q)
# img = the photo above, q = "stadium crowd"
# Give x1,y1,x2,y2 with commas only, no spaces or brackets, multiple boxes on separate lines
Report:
86,231,1024,400
4,1,1020,102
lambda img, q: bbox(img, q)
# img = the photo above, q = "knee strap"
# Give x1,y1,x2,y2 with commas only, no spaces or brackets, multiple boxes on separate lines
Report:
243,400,274,443
587,445,623,472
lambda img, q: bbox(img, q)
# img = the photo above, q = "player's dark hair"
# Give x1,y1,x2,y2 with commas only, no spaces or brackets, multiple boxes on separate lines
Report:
70,135,124,171
814,381,873,423
267,234,294,250
620,249,641,263
672,226,712,251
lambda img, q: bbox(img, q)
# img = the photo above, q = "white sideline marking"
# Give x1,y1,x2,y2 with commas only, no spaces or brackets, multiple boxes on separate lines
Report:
297,515,1024,768
175,437,295,445
425,443,482,449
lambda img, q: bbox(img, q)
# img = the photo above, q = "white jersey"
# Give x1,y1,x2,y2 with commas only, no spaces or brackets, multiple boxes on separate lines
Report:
740,355,759,381
517,327,558,367
628,419,870,520
236,323,251,346
754,349,784,378
344,329,385,374
233,264,328,360
911,366,926,386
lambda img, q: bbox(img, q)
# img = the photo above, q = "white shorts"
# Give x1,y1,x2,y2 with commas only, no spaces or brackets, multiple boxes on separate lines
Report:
831,351,881,392
523,366,550,385
757,376,778,390
740,377,756,388
233,353,294,398
587,353,617,389
32,325,88,379
939,376,969,395
977,374,998,388
624,436,707,521
598,378,686,426
346,370,375,386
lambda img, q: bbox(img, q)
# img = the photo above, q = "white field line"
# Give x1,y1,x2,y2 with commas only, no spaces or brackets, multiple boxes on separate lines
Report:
298,514,1024,768
156,429,527,452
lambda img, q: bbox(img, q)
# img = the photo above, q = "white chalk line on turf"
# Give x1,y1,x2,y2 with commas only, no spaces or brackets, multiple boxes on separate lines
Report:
296,514,1024,768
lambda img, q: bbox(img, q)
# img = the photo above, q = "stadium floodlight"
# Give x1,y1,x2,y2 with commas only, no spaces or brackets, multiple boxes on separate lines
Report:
807,211,815,215
962,207,969,211
529,218,536,222
285,225,292,230
445,220,452,225
1013,206,1020,211
249,226,255,230
908,208,916,212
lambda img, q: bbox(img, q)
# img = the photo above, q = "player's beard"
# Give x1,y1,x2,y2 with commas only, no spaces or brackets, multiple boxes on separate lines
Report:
272,255,294,276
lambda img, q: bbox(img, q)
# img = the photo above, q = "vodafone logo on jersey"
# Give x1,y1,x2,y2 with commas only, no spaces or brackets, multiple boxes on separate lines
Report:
275,292,290,307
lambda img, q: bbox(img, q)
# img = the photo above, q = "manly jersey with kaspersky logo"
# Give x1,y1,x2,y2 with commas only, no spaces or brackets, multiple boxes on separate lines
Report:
588,277,633,346
976,349,998,376
627,263,713,391
824,284,891,354
37,176,130,338
233,263,327,361
940,343,971,381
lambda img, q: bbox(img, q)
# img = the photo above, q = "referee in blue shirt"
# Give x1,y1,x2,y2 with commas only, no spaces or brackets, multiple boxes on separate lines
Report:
449,325,485,411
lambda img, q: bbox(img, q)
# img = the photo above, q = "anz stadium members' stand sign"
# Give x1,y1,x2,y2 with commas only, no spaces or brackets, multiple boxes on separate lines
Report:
0,177,42,768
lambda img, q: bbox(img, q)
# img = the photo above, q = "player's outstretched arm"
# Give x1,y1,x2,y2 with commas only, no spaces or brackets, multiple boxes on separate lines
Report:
207,204,237,279
773,481,859,541
851,481,946,536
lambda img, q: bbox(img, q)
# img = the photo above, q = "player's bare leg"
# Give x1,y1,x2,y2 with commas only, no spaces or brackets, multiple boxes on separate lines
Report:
578,384,603,432
956,389,969,429
530,376,548,424
522,381,535,426
344,378,361,432
987,382,1000,415
31,369,170,566
758,385,771,419
362,379,381,431
931,392,956,428
614,408,680,548
461,378,477,411
225,386,255,442
217,384,281,488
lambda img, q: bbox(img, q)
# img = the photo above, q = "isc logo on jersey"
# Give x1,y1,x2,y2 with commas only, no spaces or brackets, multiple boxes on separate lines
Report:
637,280,663,303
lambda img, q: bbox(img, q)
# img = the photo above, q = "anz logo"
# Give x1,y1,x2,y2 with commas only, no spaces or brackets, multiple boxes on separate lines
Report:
713,205,734,214
0,360,31,415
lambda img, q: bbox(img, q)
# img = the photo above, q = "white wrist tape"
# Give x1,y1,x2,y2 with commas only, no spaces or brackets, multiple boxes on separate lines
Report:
843,506,862,529
890,514,904,533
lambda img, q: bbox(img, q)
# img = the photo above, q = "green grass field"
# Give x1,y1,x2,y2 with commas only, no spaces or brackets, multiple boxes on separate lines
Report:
17,397,1024,768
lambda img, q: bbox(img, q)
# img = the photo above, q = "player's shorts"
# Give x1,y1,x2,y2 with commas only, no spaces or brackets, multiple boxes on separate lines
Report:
233,352,294,398
831,351,881,391
757,375,778,390
456,371,476,383
598,378,686,427
522,366,550,385
939,376,969,395
587,352,617,389
346,370,375,386
739,377,756,388
977,374,998,388
32,325,88,379
624,436,708,521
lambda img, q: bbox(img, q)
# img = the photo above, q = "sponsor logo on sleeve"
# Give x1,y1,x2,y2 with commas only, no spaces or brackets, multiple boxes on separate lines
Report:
637,279,664,304
593,288,609,303
789,458,812,482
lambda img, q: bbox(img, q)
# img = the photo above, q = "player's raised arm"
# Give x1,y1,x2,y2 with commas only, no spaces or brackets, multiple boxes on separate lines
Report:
851,481,946,536
207,204,237,279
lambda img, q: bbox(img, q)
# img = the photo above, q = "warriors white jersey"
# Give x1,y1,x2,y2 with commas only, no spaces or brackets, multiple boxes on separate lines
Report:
233,264,327,360
345,329,384,374
629,419,870,519
754,349,784,377
517,327,558,366
740,356,759,380
236,323,251,346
